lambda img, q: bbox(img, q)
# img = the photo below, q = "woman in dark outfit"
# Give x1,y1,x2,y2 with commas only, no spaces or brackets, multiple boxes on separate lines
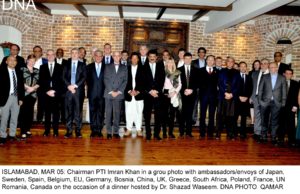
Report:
19,55,39,139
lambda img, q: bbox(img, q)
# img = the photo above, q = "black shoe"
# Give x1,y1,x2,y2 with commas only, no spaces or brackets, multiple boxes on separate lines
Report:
259,138,267,144
76,132,82,138
64,132,72,138
113,134,120,139
187,134,194,138
154,136,162,140
163,134,167,139
26,131,32,137
53,133,59,137
107,134,112,139
169,134,176,139
8,136,19,142
0,138,6,145
271,139,278,146
146,135,151,140
43,131,49,137
98,132,103,138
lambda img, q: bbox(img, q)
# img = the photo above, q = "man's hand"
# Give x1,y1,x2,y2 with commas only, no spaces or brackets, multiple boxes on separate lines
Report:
68,85,76,94
239,96,248,102
225,92,233,100
47,90,56,97
292,106,297,112
18,101,23,106
184,89,193,96
150,90,158,98
111,91,120,98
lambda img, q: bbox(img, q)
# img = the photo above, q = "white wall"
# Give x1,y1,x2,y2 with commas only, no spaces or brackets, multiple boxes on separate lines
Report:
0,25,22,62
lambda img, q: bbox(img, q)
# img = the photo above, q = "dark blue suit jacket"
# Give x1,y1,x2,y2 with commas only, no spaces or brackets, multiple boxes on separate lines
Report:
218,68,240,101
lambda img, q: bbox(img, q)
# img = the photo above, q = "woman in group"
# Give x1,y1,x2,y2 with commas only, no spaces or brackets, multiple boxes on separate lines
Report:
19,55,39,139
248,60,261,127
162,59,182,139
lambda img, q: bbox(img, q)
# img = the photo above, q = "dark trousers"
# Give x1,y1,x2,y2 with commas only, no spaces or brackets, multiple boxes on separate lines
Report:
105,99,122,135
36,90,45,122
235,101,249,137
59,95,66,123
19,95,36,135
216,100,236,138
260,101,281,140
179,95,195,136
279,107,296,143
199,95,216,137
161,95,179,135
143,95,162,138
65,91,83,133
44,96,60,134
89,97,105,133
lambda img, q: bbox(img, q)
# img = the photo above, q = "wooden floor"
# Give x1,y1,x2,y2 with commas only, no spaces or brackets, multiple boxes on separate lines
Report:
1,124,300,165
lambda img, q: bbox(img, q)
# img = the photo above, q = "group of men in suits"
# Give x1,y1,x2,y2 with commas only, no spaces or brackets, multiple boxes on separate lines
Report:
0,43,299,145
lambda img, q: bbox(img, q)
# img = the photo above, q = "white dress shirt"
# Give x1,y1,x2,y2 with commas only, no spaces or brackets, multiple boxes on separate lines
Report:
56,58,63,65
34,58,43,69
177,60,184,68
150,63,156,78
7,67,17,95
131,65,138,88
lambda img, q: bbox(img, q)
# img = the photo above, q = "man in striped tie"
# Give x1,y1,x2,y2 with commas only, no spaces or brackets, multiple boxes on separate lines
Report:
0,56,25,145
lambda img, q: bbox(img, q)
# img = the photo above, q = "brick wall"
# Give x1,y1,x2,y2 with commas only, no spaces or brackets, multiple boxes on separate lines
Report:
1,7,300,77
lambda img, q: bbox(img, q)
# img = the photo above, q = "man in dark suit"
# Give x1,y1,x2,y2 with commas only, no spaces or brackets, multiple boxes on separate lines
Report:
192,47,207,125
143,49,165,140
55,48,67,123
0,56,24,145
139,45,149,66
279,68,298,146
121,50,130,66
86,50,105,138
236,62,252,139
250,58,269,141
199,55,218,138
102,43,114,65
178,52,199,138
63,48,87,138
39,49,63,137
274,51,290,75
104,51,128,139
0,44,25,70
78,47,87,65
124,52,145,137
216,57,240,139
259,62,286,144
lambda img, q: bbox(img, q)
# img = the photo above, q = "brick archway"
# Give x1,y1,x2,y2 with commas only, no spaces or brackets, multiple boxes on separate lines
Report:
265,25,300,48
0,16,30,34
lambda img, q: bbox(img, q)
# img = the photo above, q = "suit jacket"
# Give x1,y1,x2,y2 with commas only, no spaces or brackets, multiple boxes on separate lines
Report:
103,63,128,100
285,79,299,109
125,64,145,101
102,55,114,65
86,62,105,99
192,58,207,69
218,68,240,101
258,73,286,107
139,56,148,66
199,67,218,98
278,62,290,75
177,65,199,98
39,62,63,98
238,73,252,98
0,66,25,106
143,61,165,97
1,55,26,70
63,60,87,97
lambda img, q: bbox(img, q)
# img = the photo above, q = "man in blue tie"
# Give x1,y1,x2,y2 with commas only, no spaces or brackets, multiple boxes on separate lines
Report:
86,50,106,138
102,43,114,65
258,62,286,145
63,48,87,138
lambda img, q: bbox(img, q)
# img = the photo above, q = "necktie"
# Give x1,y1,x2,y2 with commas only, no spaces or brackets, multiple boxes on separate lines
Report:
12,70,17,96
209,67,212,74
142,57,145,65
96,64,100,77
71,62,76,85
186,66,190,88
242,74,245,83
50,63,53,77
106,57,109,64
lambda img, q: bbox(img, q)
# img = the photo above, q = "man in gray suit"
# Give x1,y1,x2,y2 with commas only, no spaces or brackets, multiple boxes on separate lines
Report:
104,51,128,139
250,59,269,142
258,62,286,144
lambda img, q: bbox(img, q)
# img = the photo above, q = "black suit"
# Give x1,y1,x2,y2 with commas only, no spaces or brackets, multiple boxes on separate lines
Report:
278,62,290,75
86,62,105,135
279,79,298,144
1,55,25,70
125,64,145,101
63,60,87,135
143,61,165,139
0,66,24,106
236,73,252,137
55,58,67,122
139,56,148,66
39,62,63,135
178,65,199,136
199,67,218,137
102,55,114,65
192,58,206,69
